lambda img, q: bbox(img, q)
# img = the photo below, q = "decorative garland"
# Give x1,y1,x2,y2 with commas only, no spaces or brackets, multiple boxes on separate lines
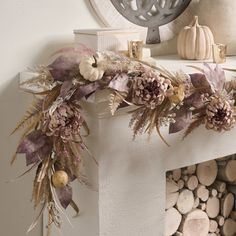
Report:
12,44,236,233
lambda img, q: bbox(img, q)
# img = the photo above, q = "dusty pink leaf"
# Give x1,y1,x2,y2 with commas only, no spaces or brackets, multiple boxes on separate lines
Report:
49,55,80,82
17,130,46,154
72,82,100,100
203,63,225,92
59,80,76,101
25,144,52,166
169,107,192,134
56,185,72,209
189,73,210,91
108,73,129,92
184,92,204,108
17,130,52,166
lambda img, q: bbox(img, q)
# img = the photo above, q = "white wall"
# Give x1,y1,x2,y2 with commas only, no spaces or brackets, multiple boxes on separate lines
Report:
0,1,101,235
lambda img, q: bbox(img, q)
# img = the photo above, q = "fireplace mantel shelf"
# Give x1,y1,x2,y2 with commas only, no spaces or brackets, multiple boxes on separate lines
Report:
153,54,236,74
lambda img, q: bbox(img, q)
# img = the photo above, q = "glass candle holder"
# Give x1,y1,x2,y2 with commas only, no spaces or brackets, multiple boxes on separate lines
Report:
212,43,227,64
128,40,143,60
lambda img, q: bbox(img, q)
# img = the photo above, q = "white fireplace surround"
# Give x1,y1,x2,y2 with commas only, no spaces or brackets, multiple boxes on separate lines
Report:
20,56,236,235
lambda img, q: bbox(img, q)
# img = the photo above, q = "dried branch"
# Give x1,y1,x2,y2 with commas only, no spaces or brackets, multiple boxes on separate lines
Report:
183,116,205,139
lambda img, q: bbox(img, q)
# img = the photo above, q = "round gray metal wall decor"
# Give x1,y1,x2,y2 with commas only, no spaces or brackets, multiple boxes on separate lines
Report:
89,0,198,44
110,0,191,44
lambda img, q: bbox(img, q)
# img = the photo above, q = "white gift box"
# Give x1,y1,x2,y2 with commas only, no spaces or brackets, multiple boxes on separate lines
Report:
74,28,140,52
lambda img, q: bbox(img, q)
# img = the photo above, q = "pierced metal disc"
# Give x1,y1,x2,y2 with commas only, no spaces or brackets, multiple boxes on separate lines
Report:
89,0,198,44
110,0,191,44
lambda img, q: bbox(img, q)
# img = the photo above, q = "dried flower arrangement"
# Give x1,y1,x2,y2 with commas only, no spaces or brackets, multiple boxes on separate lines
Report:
12,44,236,234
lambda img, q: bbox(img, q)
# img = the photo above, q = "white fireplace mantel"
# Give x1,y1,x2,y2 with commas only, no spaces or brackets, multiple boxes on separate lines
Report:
20,55,236,236
87,56,236,236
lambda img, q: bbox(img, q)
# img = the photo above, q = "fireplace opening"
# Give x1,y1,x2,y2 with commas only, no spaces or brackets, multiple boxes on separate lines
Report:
165,154,236,236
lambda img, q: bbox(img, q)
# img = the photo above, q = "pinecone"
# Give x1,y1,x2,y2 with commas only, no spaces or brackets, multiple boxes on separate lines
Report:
205,95,235,131
42,102,83,141
132,73,172,109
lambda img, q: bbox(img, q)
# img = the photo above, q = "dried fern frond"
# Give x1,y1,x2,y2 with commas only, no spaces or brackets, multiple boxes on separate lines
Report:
145,99,170,133
130,107,149,138
145,108,157,135
11,98,43,135
108,91,127,115
42,85,61,111
129,97,171,145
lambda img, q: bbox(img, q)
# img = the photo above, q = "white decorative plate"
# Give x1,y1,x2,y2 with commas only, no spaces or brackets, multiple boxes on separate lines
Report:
89,0,199,42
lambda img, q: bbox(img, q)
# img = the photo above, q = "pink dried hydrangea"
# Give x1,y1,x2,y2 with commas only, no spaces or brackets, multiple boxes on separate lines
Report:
132,73,172,109
42,102,83,141
205,95,235,131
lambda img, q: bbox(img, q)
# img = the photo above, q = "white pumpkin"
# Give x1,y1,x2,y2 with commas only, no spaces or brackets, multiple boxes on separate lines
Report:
79,56,104,81
177,16,214,60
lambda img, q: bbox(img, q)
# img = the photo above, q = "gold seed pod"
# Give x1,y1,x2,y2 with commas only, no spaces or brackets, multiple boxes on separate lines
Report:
169,84,185,104
52,170,69,188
